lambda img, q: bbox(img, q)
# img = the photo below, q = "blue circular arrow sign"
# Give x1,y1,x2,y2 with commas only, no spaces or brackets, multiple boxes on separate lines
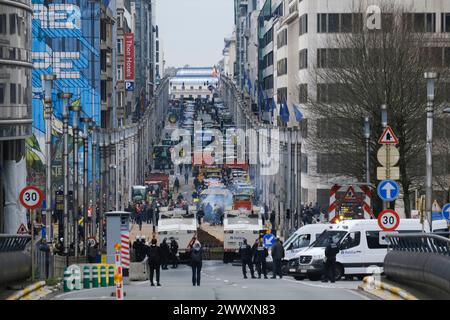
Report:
263,233,276,248
442,204,450,221
377,179,399,202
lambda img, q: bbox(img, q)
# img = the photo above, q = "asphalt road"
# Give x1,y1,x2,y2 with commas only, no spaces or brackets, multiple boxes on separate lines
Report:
52,261,372,300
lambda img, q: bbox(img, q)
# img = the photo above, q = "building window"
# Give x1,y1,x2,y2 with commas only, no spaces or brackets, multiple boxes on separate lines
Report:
0,14,6,34
264,75,273,90
299,14,308,36
318,13,363,33
10,83,16,104
277,87,287,103
420,47,444,67
277,58,287,76
199,86,202,90
0,83,4,104
190,86,194,90
173,86,177,90
299,49,308,70
117,64,123,80
403,13,436,32
442,13,450,32
9,14,16,35
317,83,347,103
341,13,352,32
101,80,107,102
277,29,287,48
117,39,123,54
298,84,307,103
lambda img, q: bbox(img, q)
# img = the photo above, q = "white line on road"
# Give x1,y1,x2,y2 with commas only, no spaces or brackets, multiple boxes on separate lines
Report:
224,280,229,283
282,278,359,290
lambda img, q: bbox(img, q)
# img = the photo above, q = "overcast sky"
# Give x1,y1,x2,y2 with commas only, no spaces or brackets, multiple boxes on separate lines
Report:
157,0,234,68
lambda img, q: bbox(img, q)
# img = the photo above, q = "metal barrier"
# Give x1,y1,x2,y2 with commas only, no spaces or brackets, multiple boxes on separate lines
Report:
385,233,450,298
0,235,31,252
387,233,450,256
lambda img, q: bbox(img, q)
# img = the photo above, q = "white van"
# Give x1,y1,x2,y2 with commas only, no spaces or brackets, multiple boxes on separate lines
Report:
266,224,332,272
287,219,449,281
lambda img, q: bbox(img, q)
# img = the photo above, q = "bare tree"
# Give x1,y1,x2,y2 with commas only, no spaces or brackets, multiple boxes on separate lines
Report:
304,2,449,217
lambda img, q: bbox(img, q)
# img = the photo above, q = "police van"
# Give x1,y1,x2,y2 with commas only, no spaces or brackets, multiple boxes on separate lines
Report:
265,224,332,274
287,219,449,281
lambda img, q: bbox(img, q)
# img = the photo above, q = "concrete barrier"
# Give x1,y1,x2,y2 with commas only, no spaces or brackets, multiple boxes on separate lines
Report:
6,281,46,300
129,262,148,281
384,251,450,299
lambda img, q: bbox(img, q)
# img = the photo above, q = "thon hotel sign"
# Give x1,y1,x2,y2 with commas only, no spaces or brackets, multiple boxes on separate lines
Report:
124,33,135,91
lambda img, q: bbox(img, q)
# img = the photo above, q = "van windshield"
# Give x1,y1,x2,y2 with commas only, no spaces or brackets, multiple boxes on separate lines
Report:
312,231,347,247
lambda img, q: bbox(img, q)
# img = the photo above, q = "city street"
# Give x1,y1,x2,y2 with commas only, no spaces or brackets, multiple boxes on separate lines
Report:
52,261,370,300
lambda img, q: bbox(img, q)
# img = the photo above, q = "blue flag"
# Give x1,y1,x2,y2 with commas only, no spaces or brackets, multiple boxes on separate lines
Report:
280,98,290,124
293,104,303,122
247,76,252,93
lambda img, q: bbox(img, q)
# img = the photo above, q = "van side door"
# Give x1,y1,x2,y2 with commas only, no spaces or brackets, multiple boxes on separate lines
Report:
338,231,362,275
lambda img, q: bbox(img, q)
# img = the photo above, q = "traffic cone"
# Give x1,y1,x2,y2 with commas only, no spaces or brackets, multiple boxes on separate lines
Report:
83,266,91,289
100,265,107,287
92,265,99,288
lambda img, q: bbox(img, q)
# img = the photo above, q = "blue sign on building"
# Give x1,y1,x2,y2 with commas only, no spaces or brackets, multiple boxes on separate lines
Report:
442,204,450,221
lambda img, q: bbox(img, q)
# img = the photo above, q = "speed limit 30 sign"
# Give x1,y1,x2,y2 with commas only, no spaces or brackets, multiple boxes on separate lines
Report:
377,209,400,231
19,186,44,210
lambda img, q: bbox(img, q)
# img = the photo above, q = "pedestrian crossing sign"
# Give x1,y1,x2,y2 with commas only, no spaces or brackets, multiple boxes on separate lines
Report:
378,126,399,145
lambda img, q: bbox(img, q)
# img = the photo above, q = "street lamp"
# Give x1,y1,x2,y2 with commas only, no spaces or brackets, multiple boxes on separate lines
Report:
91,125,98,242
80,117,91,255
41,74,56,245
380,104,388,128
57,92,72,263
364,116,371,186
69,104,81,257
424,71,438,233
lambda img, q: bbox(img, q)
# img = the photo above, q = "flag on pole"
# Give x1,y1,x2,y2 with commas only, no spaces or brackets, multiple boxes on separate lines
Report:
293,104,304,122
280,97,290,124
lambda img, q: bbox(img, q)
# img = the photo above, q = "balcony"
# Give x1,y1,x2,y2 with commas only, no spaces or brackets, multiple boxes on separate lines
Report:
282,0,299,26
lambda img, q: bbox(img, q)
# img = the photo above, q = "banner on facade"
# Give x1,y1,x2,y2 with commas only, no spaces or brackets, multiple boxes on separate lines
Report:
124,33,134,91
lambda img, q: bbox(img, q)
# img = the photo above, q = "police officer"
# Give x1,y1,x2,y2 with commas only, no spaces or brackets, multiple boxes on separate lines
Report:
322,236,340,283
253,239,268,279
239,239,256,279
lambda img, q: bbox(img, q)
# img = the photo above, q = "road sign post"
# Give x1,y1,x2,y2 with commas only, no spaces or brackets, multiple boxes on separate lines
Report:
19,186,44,282
377,126,400,211
377,209,400,232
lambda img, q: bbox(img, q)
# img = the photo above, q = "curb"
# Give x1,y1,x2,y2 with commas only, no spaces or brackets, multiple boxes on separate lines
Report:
6,281,46,300
359,276,417,300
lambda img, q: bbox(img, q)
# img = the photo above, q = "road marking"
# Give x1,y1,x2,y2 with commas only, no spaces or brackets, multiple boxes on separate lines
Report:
242,286,248,289
282,278,359,290
216,278,221,281
224,280,229,283
346,289,372,301
232,284,237,287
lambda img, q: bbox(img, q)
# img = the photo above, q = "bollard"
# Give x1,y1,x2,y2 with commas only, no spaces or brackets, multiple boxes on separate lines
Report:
73,266,82,290
63,268,71,292
100,265,107,287
83,266,91,289
92,265,99,288
108,265,115,287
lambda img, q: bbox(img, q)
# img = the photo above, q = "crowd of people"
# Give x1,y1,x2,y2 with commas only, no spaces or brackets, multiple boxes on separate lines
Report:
132,236,204,287
239,237,285,280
